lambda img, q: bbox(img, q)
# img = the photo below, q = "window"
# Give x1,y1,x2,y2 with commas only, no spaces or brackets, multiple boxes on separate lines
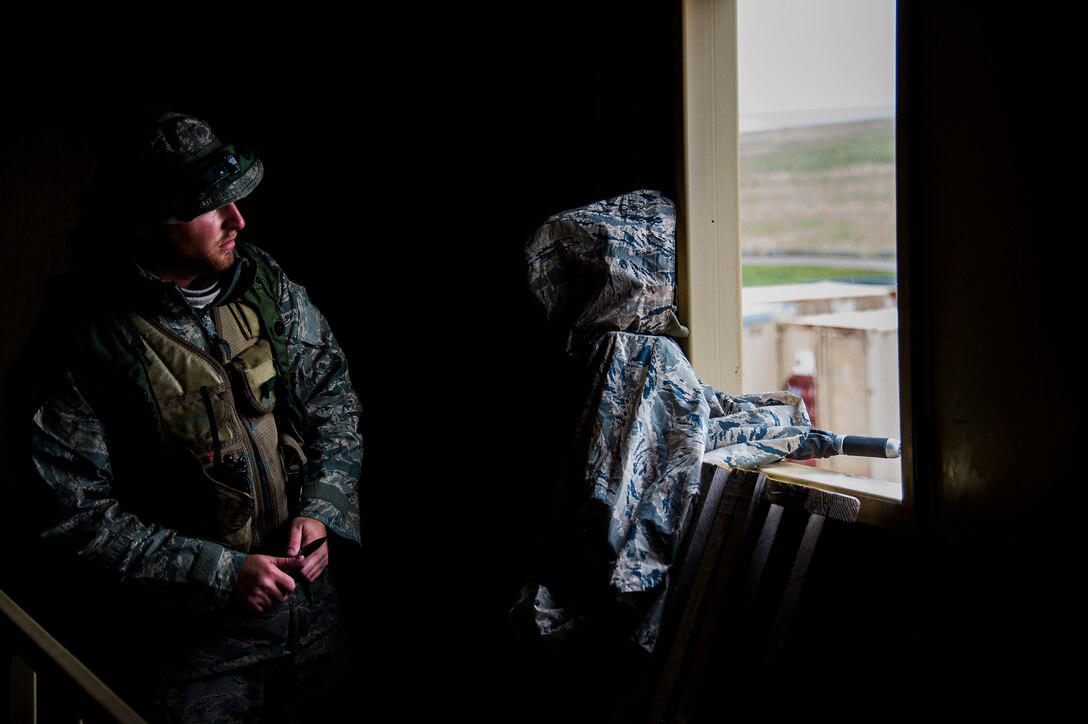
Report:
679,0,904,500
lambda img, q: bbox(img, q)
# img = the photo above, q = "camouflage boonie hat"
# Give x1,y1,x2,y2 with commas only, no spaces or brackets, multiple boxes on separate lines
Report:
91,110,264,224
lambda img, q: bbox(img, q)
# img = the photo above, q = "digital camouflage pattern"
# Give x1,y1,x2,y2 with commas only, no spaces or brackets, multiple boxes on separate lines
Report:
12,241,362,712
83,110,265,225
526,188,689,357
519,189,811,651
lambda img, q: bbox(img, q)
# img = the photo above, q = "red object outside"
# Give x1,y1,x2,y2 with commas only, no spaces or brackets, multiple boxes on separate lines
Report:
785,373,817,467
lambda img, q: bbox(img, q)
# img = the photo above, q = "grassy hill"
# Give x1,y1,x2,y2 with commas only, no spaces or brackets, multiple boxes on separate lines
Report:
740,118,896,261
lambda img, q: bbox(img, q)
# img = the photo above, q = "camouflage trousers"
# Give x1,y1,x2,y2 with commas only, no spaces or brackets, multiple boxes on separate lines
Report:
143,572,355,724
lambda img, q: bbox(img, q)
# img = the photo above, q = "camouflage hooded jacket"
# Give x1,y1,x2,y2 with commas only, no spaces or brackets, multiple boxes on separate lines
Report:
7,241,362,676
519,189,812,651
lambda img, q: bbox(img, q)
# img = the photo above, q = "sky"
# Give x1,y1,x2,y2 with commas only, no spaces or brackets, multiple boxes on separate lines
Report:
738,0,896,131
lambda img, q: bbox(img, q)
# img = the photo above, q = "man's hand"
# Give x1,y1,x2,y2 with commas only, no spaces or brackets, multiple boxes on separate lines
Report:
285,516,329,582
231,554,302,614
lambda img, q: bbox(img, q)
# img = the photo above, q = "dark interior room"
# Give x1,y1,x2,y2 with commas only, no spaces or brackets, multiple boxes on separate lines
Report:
1,1,1080,720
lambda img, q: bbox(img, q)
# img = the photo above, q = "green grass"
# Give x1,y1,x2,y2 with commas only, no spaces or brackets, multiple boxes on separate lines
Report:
741,126,895,175
742,265,896,287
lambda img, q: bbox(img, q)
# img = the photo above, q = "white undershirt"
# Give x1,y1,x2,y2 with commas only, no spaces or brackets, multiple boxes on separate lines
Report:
181,279,221,310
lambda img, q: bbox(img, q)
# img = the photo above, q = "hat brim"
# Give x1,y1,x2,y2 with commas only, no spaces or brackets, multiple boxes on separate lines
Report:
163,159,265,224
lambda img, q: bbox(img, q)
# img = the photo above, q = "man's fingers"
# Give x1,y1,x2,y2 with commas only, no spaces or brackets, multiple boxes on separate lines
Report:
272,555,304,573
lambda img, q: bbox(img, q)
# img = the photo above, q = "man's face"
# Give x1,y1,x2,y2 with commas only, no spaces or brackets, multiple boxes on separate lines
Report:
137,202,245,288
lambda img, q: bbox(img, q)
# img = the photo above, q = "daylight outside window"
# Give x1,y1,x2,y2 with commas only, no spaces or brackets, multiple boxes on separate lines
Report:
737,0,900,482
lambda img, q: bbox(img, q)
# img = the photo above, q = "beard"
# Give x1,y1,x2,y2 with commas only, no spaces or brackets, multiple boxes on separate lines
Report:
193,244,236,276
132,228,238,289
185,246,236,288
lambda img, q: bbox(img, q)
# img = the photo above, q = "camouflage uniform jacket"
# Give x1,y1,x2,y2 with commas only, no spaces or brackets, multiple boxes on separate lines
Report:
518,189,811,651
9,241,362,681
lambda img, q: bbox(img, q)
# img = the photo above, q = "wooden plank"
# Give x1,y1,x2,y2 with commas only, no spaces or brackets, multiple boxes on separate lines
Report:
659,469,770,724
763,478,861,523
644,465,739,724
756,460,903,503
748,504,825,684
1,588,147,723
761,514,825,677
638,467,865,723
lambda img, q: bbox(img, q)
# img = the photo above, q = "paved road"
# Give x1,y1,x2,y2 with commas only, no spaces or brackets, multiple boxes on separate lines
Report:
742,254,897,273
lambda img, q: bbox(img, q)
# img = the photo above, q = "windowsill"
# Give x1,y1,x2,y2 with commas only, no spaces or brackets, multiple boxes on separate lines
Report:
749,460,906,528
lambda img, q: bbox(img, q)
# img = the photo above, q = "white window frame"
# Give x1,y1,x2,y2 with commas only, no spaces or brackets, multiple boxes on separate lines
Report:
677,0,910,527
677,0,743,396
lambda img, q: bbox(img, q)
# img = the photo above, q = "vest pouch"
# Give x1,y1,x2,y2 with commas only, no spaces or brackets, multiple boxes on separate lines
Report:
193,463,255,552
159,384,234,451
227,339,278,416
129,313,236,451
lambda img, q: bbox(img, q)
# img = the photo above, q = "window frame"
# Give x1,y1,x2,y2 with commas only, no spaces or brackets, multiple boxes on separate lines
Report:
676,0,913,528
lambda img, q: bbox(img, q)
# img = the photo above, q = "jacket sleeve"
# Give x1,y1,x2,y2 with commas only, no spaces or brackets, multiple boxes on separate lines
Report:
24,366,246,612
275,267,363,546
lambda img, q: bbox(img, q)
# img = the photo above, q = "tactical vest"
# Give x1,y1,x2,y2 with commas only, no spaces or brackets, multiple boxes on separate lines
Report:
59,245,311,554
128,300,301,553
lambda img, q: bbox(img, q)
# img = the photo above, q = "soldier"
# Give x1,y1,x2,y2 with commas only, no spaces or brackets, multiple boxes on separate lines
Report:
5,109,363,722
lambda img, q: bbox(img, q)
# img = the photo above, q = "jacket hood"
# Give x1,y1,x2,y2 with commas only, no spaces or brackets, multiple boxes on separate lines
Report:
525,189,689,357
